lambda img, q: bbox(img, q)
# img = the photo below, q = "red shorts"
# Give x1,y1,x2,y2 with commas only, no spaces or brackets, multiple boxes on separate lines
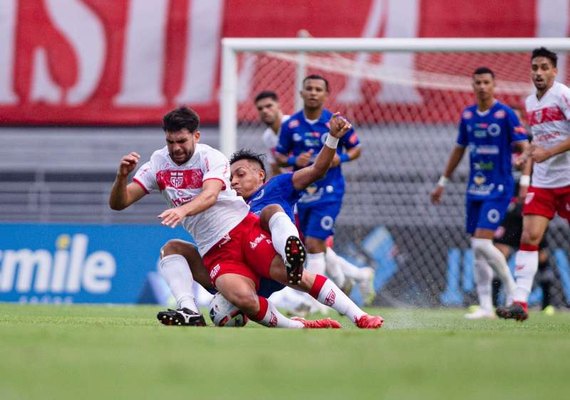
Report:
522,185,570,221
202,213,277,289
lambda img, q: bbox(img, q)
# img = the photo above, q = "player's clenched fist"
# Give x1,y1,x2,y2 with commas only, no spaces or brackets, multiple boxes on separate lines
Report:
329,112,352,138
117,152,141,177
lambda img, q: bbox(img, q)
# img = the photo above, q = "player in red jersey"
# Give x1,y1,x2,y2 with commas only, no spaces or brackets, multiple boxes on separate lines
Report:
496,48,570,321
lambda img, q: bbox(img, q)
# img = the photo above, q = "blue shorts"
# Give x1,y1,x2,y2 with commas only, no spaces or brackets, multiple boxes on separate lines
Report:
297,198,342,240
465,196,511,234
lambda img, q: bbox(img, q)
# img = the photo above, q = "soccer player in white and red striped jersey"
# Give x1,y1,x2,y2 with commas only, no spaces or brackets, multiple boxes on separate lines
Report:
109,106,382,329
496,47,570,321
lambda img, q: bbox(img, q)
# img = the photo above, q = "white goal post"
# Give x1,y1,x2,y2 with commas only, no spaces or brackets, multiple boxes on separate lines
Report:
220,37,570,156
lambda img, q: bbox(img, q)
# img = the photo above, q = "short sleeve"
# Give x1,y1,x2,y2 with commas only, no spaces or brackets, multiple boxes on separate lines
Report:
133,160,158,192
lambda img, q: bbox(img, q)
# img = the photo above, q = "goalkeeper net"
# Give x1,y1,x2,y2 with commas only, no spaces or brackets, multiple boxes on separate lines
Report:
221,38,570,308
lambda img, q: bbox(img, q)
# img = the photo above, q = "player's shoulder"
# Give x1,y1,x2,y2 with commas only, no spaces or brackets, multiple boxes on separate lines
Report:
460,104,477,120
283,111,303,130
149,146,169,162
552,81,570,98
492,101,516,119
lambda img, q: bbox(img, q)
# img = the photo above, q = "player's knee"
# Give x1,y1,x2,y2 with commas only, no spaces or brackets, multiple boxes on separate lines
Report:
520,230,542,246
224,290,258,315
161,239,190,258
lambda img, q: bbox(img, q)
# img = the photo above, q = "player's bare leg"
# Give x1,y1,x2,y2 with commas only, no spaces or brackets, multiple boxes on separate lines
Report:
215,273,339,329
269,256,383,329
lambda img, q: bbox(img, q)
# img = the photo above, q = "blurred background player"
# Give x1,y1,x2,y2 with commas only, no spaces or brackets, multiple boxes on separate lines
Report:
497,47,570,321
254,90,290,177
492,106,554,314
431,67,530,320
274,75,367,306
256,87,375,307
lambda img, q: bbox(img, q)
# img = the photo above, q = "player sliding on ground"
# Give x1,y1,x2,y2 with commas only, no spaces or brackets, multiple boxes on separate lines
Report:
109,106,383,329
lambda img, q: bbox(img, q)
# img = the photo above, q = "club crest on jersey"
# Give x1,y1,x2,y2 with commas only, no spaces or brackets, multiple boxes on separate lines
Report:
170,171,184,188
535,110,543,123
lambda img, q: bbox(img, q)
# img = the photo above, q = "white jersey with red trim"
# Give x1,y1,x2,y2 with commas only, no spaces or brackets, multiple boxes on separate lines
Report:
262,115,290,164
526,81,570,188
133,143,249,255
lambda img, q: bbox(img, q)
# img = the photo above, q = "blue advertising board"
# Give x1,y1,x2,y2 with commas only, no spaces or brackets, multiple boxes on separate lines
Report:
0,224,192,304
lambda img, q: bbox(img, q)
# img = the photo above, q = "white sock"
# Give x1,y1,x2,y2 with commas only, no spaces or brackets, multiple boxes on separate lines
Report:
306,252,326,275
253,296,304,328
327,247,363,281
473,257,493,312
311,275,365,323
471,238,516,299
268,211,300,261
324,248,346,288
514,250,539,303
159,254,199,313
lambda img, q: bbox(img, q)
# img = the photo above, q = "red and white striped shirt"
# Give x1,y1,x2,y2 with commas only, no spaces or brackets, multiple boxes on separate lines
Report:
526,81,570,188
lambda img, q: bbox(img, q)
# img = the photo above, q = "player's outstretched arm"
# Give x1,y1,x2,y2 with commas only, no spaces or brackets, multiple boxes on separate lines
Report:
291,113,352,190
430,145,465,205
109,152,146,210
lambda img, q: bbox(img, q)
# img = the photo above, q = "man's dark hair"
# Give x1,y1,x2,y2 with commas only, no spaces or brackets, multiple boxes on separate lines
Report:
162,106,200,133
303,74,329,91
473,66,495,78
254,90,278,104
230,149,267,182
531,47,558,67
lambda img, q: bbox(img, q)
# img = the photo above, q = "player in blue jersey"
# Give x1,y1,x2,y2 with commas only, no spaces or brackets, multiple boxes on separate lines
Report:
431,67,530,319
275,74,362,285
156,113,383,328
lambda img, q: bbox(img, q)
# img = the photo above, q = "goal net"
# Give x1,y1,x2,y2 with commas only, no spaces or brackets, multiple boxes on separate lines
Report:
221,38,570,308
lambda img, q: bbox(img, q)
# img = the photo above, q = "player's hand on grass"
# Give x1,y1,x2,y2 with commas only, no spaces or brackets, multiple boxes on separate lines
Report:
117,152,140,178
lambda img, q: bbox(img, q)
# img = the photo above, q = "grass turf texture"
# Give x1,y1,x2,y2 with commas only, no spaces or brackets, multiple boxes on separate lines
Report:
1,304,569,400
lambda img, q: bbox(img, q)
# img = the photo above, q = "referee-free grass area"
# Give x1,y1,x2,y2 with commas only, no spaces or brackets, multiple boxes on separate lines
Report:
1,304,569,400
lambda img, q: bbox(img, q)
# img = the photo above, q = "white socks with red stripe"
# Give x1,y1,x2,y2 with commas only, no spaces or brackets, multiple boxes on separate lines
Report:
309,274,365,322
253,296,304,328
471,238,516,301
268,211,300,262
513,246,539,304
159,254,199,313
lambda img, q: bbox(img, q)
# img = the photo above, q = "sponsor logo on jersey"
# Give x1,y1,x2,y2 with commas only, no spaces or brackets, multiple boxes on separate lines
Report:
474,161,494,171
463,110,473,119
324,289,336,306
475,145,499,155
493,109,506,119
487,123,501,136
305,184,318,195
250,233,268,249
156,169,203,190
292,133,302,142
514,126,526,134
474,130,487,138
288,119,300,129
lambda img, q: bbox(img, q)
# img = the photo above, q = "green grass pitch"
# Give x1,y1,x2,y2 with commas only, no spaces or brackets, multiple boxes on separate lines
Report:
1,304,569,400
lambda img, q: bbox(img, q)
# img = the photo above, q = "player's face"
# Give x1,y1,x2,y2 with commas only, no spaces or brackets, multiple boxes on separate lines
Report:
531,56,557,92
256,98,281,126
165,129,200,165
471,73,495,102
301,79,328,111
230,159,265,200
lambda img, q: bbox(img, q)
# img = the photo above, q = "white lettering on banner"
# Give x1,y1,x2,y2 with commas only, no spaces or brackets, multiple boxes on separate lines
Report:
36,0,106,105
337,0,422,104
537,0,568,83
176,0,224,103
0,0,18,104
31,48,62,103
114,0,168,106
0,234,116,294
